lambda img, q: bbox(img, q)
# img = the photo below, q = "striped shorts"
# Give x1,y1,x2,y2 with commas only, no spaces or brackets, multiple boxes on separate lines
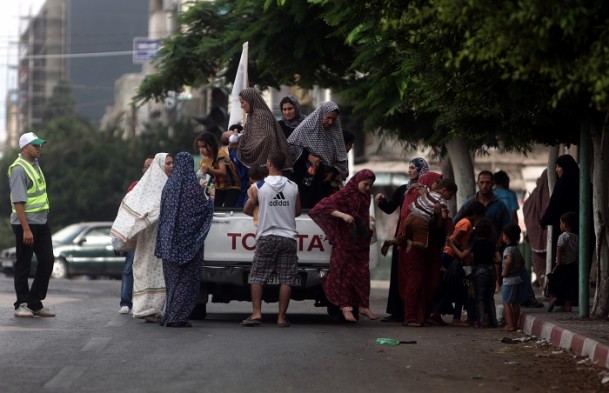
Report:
249,235,299,286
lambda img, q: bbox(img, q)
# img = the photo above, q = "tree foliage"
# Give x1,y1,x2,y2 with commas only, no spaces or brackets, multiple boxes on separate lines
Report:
135,0,609,152
137,0,355,101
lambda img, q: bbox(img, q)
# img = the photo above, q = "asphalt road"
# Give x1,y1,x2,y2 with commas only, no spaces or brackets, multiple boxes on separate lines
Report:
0,276,606,393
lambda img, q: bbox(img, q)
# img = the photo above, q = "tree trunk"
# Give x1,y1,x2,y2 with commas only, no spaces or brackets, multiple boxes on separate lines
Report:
439,148,457,215
445,137,475,209
591,123,609,318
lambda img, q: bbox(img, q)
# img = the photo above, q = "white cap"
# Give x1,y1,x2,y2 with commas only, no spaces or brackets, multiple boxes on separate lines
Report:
19,132,46,149
229,134,241,143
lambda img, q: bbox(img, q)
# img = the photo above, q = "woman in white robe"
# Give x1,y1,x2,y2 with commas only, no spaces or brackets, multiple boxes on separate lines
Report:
111,153,173,322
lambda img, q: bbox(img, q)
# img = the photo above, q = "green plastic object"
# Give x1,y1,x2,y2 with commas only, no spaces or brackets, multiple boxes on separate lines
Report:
376,338,417,346
376,337,400,346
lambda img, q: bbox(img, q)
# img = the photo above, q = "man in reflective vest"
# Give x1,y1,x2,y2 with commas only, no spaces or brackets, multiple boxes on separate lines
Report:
8,132,55,318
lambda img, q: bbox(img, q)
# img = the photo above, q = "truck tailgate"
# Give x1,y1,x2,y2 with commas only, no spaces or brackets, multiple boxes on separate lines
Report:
203,210,331,266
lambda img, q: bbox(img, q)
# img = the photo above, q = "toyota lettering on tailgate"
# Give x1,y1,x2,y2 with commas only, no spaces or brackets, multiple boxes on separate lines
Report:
226,232,327,252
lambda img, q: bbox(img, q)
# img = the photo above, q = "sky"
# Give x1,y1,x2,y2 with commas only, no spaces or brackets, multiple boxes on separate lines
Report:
0,1,44,142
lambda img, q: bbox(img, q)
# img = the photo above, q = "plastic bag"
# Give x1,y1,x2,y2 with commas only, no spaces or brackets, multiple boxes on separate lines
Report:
111,236,136,253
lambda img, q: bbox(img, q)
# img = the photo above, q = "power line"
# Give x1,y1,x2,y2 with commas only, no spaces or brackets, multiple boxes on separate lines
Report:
22,50,135,60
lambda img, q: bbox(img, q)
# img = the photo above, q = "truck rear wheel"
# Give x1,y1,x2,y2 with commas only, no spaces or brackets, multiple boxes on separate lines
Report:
189,303,207,320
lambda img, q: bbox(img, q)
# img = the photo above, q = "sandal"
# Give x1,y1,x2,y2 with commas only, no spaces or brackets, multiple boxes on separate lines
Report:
241,316,262,327
359,308,379,320
341,307,357,323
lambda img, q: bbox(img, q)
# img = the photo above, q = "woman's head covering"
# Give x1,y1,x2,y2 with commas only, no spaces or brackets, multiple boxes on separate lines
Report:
556,154,579,181
237,88,292,170
287,101,349,180
409,157,429,181
540,154,580,228
279,95,306,129
154,152,214,264
309,169,375,245
418,171,442,189
111,152,169,242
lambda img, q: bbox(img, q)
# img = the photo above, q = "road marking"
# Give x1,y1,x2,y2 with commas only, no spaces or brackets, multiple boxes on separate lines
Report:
81,336,111,352
44,366,87,389
106,318,128,327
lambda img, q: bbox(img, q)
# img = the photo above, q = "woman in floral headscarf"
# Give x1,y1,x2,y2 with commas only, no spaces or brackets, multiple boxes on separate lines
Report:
375,157,429,322
398,171,449,327
237,88,292,170
287,101,348,209
155,152,214,327
309,169,377,323
278,95,306,138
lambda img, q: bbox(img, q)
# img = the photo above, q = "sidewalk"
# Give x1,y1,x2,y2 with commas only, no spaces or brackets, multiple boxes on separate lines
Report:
370,280,609,368
518,300,609,369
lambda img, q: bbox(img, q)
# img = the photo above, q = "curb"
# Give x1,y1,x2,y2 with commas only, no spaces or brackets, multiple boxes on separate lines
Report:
519,312,609,369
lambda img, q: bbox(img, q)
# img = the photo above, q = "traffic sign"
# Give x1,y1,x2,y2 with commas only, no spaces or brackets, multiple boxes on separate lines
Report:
133,37,162,64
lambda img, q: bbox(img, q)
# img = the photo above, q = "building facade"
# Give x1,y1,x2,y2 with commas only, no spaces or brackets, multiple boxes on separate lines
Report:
13,0,148,144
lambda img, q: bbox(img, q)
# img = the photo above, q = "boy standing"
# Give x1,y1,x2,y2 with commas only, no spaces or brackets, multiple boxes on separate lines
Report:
242,151,301,327
547,211,579,312
500,224,524,331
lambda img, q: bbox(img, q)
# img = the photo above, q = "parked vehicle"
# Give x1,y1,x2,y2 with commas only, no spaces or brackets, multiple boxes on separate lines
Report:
0,222,124,279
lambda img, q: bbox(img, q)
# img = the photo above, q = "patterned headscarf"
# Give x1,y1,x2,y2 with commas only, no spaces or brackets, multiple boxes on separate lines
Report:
418,171,442,189
237,88,292,170
399,171,442,224
309,169,375,246
409,157,429,182
111,152,169,242
279,96,306,129
154,152,214,265
287,101,349,180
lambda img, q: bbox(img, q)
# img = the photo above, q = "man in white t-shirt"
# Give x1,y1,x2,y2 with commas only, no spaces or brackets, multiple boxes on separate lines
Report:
242,151,301,327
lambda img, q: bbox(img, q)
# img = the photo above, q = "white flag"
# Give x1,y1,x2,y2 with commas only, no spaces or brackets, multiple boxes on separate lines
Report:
227,42,249,129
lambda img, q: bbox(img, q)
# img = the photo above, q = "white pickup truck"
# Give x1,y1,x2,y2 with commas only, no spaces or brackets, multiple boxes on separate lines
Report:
192,206,377,319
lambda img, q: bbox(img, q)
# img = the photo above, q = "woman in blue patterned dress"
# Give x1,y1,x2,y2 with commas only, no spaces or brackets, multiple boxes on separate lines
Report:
155,152,214,327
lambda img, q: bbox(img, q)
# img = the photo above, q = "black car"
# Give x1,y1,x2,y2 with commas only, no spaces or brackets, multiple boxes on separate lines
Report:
0,222,125,279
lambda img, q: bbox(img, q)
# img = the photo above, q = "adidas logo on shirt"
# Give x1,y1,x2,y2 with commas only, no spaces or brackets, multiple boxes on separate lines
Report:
269,192,290,206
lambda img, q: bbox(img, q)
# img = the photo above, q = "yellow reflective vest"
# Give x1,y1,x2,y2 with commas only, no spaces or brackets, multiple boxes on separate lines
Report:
8,156,50,213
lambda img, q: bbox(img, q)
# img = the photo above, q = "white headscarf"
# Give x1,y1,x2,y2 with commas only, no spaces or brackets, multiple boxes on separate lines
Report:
111,153,169,242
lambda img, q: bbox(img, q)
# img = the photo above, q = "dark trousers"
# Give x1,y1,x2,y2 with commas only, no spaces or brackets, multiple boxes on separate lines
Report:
473,265,497,326
12,223,54,310
214,188,241,208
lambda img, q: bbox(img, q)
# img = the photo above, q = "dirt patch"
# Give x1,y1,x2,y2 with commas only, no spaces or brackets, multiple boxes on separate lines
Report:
500,339,609,392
